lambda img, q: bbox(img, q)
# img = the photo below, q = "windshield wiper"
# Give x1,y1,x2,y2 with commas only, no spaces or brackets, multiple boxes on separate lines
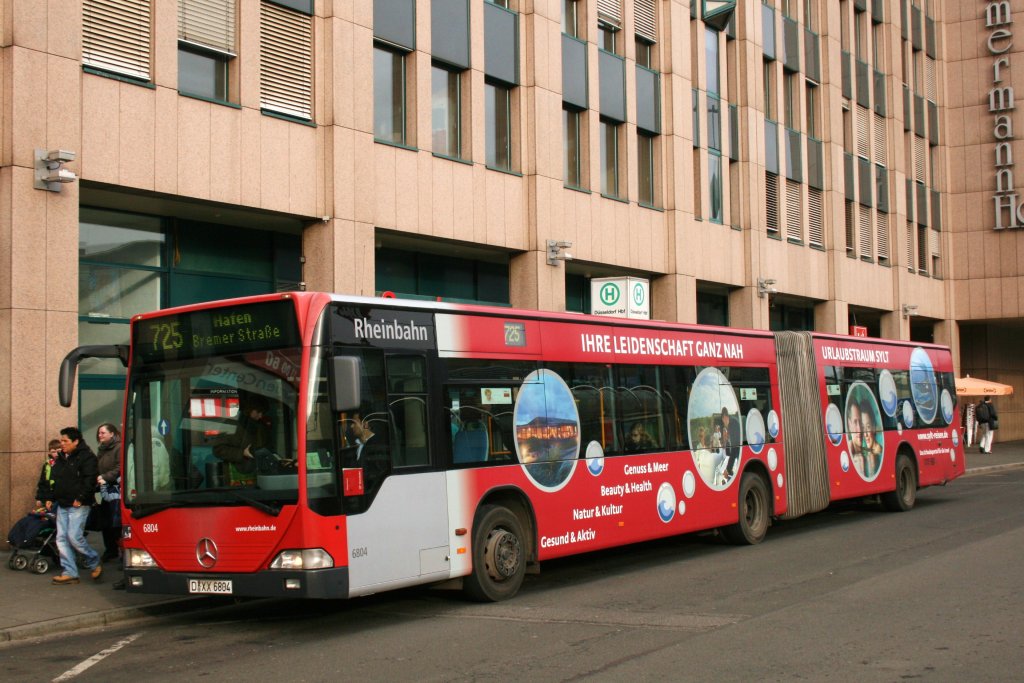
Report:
130,501,183,519
227,490,281,516
130,491,280,518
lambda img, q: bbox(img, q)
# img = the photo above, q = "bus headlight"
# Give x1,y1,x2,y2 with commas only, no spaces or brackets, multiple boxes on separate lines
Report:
124,548,157,568
270,549,334,570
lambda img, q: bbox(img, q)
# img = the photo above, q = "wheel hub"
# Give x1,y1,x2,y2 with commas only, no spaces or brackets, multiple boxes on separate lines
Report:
484,528,521,581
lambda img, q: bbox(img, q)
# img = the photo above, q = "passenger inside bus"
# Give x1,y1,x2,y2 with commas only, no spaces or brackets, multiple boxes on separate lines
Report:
624,422,656,452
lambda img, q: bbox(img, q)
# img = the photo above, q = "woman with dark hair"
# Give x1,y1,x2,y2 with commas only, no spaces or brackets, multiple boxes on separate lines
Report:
95,423,122,561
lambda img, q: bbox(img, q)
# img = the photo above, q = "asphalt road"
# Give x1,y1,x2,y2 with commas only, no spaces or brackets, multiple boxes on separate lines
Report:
5,468,1022,683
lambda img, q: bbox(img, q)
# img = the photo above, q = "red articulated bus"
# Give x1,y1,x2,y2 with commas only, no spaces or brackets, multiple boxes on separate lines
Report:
58,292,964,601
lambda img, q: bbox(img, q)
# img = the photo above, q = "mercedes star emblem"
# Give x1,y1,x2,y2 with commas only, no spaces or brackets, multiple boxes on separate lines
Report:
196,537,218,568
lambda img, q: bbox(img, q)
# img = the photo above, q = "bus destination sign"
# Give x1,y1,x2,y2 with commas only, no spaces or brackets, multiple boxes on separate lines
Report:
134,300,301,364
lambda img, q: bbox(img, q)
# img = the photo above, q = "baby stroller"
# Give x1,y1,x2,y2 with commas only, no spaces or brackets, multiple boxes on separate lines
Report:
7,509,59,574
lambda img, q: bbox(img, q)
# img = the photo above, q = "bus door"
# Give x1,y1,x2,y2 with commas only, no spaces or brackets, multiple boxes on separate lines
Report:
341,351,450,595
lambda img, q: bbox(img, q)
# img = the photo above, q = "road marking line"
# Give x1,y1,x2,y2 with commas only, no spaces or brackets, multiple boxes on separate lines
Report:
52,632,142,682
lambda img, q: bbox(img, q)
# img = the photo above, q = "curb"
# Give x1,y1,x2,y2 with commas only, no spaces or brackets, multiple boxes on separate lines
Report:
0,597,218,646
963,462,1024,477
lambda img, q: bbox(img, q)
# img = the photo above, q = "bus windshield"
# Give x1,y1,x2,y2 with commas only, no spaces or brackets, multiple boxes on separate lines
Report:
124,349,302,515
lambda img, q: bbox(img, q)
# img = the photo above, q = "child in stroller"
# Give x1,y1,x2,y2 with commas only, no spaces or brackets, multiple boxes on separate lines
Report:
7,439,62,573
7,508,59,573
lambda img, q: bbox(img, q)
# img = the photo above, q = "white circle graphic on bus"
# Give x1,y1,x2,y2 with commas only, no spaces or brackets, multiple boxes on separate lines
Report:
845,380,884,481
825,403,844,446
678,500,687,516
513,369,580,492
767,410,780,439
878,369,898,417
949,447,956,463
687,367,742,490
952,429,959,448
745,408,766,454
657,482,676,523
767,447,778,471
910,347,938,424
585,441,605,476
776,473,784,488
840,450,850,472
902,400,915,429
682,471,696,498
940,389,954,425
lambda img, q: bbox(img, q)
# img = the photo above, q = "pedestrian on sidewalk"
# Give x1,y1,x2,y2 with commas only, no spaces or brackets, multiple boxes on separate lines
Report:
962,401,976,448
95,423,122,562
975,396,999,454
34,439,61,510
46,427,103,585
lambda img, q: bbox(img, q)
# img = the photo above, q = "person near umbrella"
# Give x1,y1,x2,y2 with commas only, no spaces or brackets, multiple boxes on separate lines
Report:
975,396,998,454
961,401,976,448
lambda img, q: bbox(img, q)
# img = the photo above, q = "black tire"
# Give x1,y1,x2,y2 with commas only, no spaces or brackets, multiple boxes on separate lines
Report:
720,473,771,545
7,554,18,570
882,454,917,512
31,557,50,574
12,554,29,571
464,505,527,602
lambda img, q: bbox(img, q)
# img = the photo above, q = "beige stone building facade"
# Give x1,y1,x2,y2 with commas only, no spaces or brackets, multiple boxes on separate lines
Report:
0,0,1020,531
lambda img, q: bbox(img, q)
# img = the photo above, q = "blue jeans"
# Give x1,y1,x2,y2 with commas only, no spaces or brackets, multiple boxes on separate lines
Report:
55,504,99,578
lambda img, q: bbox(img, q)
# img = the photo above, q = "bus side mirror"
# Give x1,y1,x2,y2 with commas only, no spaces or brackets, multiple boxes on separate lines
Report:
329,357,361,412
58,345,129,407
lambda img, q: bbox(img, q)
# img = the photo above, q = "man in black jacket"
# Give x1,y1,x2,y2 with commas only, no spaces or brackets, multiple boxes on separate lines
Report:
45,427,102,585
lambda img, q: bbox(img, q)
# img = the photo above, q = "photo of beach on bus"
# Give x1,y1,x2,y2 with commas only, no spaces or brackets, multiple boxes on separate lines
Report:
513,369,581,491
845,381,884,480
687,367,742,489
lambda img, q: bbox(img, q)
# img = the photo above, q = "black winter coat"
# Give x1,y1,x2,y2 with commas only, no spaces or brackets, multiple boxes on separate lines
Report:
48,443,98,507
96,436,121,485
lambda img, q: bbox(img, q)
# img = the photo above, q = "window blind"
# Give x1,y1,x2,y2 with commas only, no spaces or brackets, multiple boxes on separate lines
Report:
260,0,313,120
598,0,622,27
82,0,152,81
179,0,236,55
635,0,657,42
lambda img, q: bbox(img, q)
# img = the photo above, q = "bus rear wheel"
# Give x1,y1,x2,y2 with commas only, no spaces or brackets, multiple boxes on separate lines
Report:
882,454,917,512
464,505,526,602
721,472,770,545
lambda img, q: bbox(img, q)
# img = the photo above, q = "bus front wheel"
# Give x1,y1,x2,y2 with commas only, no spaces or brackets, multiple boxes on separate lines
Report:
721,472,770,545
882,454,917,512
464,505,526,602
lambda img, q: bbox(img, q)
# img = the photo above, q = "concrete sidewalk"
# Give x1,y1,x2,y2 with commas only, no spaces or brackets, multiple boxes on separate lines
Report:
3,441,1023,645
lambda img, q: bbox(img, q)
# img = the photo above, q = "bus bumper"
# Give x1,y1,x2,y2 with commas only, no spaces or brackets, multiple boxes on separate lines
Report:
123,566,350,599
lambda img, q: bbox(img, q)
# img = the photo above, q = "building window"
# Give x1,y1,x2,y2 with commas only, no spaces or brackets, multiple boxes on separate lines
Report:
82,0,152,81
432,65,462,158
636,39,654,69
764,61,775,120
376,245,510,305
178,0,235,102
705,28,720,95
598,21,619,53
564,107,583,188
806,81,818,137
784,73,797,129
707,96,722,151
486,81,513,170
697,289,729,326
709,153,723,223
260,0,313,120
375,44,407,144
638,132,655,205
562,0,581,38
178,46,229,101
600,119,620,197
803,0,816,30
